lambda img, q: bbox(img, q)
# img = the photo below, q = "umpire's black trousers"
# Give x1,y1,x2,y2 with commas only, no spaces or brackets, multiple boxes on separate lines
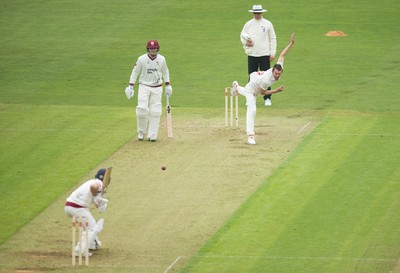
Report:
248,55,271,100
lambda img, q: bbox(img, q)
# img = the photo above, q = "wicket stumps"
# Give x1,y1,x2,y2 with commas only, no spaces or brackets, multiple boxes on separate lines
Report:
225,87,239,126
72,216,89,266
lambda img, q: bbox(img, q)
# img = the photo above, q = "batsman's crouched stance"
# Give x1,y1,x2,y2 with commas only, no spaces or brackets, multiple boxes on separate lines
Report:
125,39,172,142
64,168,109,257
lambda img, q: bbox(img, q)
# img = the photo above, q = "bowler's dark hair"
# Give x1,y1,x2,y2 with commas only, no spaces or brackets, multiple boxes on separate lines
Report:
273,64,283,71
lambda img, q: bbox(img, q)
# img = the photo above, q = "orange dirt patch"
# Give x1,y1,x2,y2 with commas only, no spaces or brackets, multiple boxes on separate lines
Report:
324,30,347,36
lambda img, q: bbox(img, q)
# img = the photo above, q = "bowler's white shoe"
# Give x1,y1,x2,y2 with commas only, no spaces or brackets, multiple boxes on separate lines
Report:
264,98,272,106
138,131,144,141
232,81,239,95
247,135,256,145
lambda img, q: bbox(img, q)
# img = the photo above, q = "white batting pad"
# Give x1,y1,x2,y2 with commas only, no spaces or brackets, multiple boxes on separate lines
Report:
136,106,149,133
75,218,104,254
148,103,162,140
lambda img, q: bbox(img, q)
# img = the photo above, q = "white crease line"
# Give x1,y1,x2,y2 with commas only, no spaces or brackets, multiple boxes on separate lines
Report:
315,133,400,137
164,256,181,273
0,128,130,132
297,121,312,135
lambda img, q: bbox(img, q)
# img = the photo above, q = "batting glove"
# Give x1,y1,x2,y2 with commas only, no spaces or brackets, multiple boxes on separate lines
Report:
165,85,173,97
98,199,108,213
125,86,134,100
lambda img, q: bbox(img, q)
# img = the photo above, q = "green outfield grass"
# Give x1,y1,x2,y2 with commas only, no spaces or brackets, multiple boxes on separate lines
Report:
181,115,400,273
0,0,399,272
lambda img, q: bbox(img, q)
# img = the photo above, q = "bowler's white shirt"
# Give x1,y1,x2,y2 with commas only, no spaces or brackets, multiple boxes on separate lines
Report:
129,53,170,87
247,61,284,95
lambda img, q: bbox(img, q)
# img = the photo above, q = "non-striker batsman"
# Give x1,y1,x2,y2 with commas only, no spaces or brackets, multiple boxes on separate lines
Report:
125,40,173,142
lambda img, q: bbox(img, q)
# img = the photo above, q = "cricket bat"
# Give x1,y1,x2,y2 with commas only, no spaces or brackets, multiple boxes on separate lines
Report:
101,166,112,194
166,95,173,138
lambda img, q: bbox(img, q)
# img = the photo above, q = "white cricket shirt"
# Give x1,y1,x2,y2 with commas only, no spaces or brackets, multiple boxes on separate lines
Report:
240,18,277,57
247,61,284,95
66,178,103,207
129,53,170,86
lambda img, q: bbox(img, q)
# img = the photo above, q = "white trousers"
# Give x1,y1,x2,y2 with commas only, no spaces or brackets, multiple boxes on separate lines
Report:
64,206,103,253
237,85,257,135
137,85,162,138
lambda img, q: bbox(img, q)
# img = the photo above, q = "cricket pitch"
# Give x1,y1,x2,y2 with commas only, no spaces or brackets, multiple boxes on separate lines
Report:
0,109,316,273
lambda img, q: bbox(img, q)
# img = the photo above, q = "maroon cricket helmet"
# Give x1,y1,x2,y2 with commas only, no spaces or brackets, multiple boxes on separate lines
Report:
146,40,159,49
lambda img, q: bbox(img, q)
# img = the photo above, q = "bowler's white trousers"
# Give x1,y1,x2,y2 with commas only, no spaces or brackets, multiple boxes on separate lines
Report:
237,85,257,135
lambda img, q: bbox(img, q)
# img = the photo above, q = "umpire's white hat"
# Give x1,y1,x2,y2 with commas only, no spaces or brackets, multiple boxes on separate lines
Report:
248,5,267,13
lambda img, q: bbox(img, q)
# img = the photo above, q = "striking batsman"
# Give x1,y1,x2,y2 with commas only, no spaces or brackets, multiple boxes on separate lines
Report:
232,33,295,145
125,40,173,142
64,168,109,257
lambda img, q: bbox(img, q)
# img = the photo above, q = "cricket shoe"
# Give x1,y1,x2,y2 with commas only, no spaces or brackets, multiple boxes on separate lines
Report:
264,98,272,106
89,238,102,250
148,133,157,142
95,239,102,248
232,81,239,95
138,131,144,141
247,134,256,145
